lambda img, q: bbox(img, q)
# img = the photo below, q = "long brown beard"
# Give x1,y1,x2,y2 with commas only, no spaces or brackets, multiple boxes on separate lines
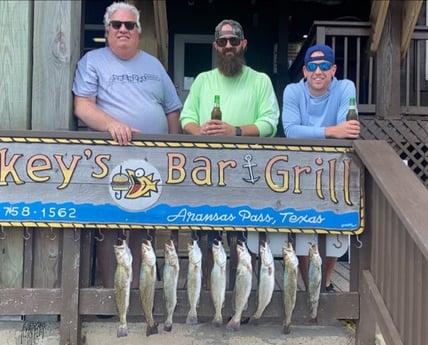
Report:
216,49,246,77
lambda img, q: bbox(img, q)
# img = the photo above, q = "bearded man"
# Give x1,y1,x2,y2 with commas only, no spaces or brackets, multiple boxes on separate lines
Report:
179,19,280,288
180,19,279,137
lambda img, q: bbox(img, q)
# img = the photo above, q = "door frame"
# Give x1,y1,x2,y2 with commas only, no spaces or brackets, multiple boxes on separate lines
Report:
173,34,216,103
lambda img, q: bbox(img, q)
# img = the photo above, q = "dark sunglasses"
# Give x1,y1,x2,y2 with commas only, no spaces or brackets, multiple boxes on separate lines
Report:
109,20,137,30
306,61,333,72
216,37,242,47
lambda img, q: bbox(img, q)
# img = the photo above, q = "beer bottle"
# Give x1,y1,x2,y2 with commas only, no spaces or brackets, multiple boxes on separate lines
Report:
211,95,222,120
346,97,358,121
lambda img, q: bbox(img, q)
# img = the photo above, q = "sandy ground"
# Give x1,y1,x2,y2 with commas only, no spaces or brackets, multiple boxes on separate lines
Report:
1,318,355,345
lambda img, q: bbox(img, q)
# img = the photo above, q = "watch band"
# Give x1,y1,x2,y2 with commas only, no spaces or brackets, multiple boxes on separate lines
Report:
235,127,242,136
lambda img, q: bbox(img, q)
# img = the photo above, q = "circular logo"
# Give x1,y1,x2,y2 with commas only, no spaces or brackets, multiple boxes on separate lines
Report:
109,159,162,211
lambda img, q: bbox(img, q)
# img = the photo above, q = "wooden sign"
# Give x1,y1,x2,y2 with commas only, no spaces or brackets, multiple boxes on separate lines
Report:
0,131,364,234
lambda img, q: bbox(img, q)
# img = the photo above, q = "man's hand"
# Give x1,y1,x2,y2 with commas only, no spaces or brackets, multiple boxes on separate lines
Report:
326,120,360,139
201,119,235,136
107,121,140,145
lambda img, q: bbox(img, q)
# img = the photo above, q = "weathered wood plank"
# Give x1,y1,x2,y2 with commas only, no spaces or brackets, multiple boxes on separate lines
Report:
0,288,62,314
401,0,423,60
0,228,24,288
369,0,389,55
32,0,82,131
357,270,403,345
60,229,81,345
22,228,34,288
136,0,158,58
375,0,401,118
0,1,31,129
33,229,61,288
152,0,169,68
79,288,359,322
79,229,94,288
0,0,32,313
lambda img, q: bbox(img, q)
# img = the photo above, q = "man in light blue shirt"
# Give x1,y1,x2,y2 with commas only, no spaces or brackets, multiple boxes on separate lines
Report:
282,44,360,292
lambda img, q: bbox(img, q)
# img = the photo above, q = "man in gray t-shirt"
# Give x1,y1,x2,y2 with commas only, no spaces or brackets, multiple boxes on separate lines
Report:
72,4,181,145
72,2,182,290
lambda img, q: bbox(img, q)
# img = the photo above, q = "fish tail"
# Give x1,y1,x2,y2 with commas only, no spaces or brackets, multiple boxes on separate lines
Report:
163,321,172,332
212,315,223,327
282,323,291,334
116,324,128,337
226,318,241,332
249,315,260,325
146,322,159,337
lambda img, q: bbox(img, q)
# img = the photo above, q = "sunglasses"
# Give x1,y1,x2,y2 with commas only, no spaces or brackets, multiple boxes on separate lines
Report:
109,21,137,30
306,61,333,72
216,37,242,47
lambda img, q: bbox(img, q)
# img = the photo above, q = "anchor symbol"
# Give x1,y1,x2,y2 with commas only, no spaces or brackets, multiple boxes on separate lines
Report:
242,154,260,184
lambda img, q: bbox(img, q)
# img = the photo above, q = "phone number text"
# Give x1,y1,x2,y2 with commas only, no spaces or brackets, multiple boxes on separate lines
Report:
2,206,77,219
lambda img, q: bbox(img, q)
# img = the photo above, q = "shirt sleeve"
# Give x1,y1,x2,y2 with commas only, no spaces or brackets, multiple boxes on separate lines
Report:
72,53,98,98
253,74,280,137
179,75,203,127
159,66,182,114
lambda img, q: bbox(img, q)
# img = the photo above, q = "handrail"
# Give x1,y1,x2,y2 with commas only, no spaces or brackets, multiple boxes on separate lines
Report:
354,140,428,345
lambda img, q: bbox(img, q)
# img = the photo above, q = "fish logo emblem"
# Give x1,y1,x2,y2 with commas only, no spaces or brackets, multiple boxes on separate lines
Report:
109,159,162,211
125,168,160,199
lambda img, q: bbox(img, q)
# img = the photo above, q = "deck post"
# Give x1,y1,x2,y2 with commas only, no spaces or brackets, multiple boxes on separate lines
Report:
60,229,81,345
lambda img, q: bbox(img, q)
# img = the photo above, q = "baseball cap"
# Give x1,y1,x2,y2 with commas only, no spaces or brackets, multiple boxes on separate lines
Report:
215,19,244,39
304,44,335,64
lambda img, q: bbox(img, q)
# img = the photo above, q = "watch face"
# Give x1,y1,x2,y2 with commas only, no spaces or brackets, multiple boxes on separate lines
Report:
235,127,242,136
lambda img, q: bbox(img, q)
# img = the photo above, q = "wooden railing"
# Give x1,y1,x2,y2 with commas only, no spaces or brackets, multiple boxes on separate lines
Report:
353,140,428,345
288,21,428,116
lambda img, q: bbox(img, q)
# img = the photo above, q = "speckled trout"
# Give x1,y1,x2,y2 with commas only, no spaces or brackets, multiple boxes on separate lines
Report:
163,239,179,332
113,239,133,337
282,242,298,334
226,242,252,332
210,239,227,326
186,240,202,325
250,241,275,324
308,243,322,323
139,239,159,336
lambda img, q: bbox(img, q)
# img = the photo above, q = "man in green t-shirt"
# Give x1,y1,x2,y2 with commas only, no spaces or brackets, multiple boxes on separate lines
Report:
180,19,280,286
180,19,279,137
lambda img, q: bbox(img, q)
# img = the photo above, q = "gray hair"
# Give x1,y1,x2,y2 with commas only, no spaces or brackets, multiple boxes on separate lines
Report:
103,2,142,34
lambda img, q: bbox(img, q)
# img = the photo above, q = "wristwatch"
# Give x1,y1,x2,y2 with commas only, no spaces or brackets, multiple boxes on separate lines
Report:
235,127,242,136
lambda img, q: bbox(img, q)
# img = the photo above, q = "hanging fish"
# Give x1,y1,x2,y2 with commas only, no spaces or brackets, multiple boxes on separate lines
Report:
250,241,275,324
163,239,179,332
226,242,252,332
186,240,202,325
113,239,133,337
308,243,322,323
210,239,227,327
139,239,159,336
282,242,298,334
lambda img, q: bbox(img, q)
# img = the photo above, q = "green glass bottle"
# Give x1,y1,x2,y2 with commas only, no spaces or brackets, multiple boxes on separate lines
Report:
346,97,358,121
211,95,222,120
